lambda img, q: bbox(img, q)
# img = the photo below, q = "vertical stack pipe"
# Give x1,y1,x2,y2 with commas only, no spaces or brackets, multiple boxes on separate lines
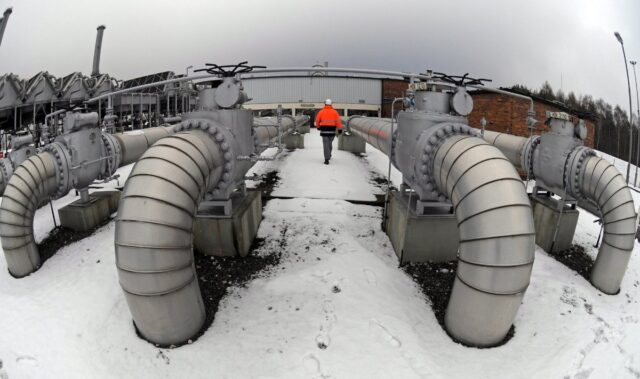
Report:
0,8,12,48
346,117,535,346
0,125,175,277
92,25,106,77
481,130,636,294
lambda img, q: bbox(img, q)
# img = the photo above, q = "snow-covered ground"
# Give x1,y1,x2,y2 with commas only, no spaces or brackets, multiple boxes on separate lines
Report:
1,130,640,378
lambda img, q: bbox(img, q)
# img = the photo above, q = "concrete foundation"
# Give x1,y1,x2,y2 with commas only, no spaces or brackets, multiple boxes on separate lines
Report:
338,133,366,154
58,190,121,232
530,194,579,253
193,190,262,257
298,124,310,134
284,133,304,149
384,190,459,264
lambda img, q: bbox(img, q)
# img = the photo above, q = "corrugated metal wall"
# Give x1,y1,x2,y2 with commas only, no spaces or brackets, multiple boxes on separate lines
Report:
243,77,381,105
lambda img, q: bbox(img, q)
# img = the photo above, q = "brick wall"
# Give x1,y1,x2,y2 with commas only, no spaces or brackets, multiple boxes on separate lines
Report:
468,93,596,148
381,79,408,118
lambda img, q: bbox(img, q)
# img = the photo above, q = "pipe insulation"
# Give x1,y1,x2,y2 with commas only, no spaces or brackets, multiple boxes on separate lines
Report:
0,125,175,277
432,134,535,346
479,130,637,294
579,156,636,294
252,116,307,154
114,114,306,345
346,117,394,156
0,152,59,277
115,129,225,345
344,116,535,346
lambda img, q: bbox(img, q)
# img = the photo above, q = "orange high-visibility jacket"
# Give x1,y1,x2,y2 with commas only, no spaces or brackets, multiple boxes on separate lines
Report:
315,105,343,129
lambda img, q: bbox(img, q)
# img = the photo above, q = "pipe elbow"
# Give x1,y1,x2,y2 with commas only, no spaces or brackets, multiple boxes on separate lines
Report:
0,152,59,277
115,130,225,345
432,134,535,347
578,156,637,294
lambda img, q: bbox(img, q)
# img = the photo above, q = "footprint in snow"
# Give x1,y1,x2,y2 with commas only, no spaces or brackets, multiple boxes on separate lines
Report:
363,268,377,286
369,319,401,348
16,355,38,366
303,353,330,378
315,299,337,349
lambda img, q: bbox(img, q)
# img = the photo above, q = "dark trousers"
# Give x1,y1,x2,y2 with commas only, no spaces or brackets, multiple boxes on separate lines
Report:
322,135,335,161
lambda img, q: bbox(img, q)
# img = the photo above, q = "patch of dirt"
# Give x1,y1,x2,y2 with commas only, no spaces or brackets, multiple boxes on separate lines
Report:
252,171,281,205
403,260,515,348
547,244,594,281
36,217,113,268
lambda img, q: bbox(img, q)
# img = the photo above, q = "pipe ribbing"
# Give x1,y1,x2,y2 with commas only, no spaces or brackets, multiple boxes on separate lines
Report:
432,135,535,346
115,130,224,345
0,152,58,277
580,156,636,294
480,130,637,294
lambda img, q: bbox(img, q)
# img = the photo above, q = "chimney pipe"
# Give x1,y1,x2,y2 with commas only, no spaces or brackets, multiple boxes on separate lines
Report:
92,25,106,77
0,8,13,48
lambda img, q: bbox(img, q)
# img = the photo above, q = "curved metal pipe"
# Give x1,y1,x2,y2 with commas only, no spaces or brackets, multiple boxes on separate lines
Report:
432,134,535,346
0,126,175,277
481,130,637,294
580,156,636,294
0,152,58,277
115,130,224,345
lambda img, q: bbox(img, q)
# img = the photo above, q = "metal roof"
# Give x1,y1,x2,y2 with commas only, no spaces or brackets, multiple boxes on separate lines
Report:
242,76,381,105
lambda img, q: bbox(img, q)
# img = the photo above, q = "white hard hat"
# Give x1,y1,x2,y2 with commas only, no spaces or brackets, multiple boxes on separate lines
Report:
325,99,332,105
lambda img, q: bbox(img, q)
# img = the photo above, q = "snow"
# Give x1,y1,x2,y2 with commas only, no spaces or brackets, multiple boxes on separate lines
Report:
1,129,640,378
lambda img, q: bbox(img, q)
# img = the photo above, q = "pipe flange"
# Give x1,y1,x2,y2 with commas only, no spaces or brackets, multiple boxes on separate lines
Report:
0,158,12,183
43,142,72,199
523,136,541,178
101,133,121,177
177,118,233,191
418,123,478,199
565,146,596,199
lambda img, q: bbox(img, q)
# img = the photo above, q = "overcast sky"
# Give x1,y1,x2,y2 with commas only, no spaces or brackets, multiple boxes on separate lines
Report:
0,0,638,111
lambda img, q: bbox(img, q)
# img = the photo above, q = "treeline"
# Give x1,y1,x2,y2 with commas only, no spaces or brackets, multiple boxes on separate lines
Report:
507,82,638,161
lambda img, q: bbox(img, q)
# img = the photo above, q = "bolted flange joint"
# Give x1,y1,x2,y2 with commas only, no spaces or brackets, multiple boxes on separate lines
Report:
43,142,72,199
176,118,234,192
416,122,478,201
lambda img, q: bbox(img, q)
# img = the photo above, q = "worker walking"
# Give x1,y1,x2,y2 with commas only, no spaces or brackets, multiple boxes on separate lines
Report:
314,99,343,165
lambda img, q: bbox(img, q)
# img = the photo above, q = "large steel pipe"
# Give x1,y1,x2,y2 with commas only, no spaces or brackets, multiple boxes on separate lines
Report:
580,156,636,294
0,152,59,277
92,25,106,77
0,126,175,277
432,135,535,346
480,130,636,295
113,126,175,165
0,8,12,48
347,117,393,156
480,130,531,171
252,116,307,154
349,117,535,346
115,130,224,345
